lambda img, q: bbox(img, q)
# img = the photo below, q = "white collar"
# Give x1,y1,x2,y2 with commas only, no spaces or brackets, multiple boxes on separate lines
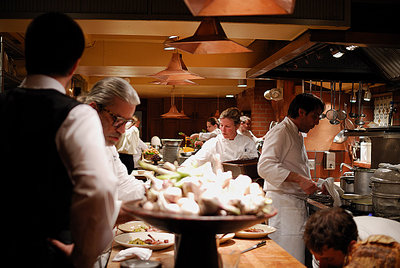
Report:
19,74,66,94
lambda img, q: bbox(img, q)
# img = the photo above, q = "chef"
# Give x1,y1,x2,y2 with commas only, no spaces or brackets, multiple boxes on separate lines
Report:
190,117,221,147
182,107,258,167
257,93,325,264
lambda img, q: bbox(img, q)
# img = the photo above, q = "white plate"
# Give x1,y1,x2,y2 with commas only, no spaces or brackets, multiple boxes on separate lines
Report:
216,233,235,244
235,224,276,238
118,221,151,233
114,232,174,250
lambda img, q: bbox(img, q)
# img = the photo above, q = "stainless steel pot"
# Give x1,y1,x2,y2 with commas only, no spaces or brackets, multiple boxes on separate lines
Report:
354,168,375,195
340,176,355,193
351,197,373,212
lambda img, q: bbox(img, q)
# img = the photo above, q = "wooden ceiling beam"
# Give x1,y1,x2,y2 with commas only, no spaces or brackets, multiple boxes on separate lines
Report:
247,31,316,78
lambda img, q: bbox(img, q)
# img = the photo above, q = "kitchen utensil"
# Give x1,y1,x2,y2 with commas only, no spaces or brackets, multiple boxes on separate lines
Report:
340,176,355,193
309,80,312,93
337,81,347,120
330,82,340,125
240,240,266,254
349,83,357,118
333,128,347,143
326,82,338,121
355,82,365,126
319,81,326,119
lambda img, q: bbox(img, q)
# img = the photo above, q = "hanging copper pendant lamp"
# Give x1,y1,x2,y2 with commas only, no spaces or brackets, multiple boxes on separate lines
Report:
184,0,296,16
161,87,187,119
150,79,197,85
150,52,204,80
164,17,252,54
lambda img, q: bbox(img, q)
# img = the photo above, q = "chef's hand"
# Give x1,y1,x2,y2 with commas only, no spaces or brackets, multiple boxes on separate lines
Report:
48,238,74,257
286,172,319,195
320,184,329,195
194,140,203,147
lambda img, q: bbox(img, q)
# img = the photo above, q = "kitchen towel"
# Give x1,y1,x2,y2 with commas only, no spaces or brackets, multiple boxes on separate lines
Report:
112,247,152,262
323,177,342,207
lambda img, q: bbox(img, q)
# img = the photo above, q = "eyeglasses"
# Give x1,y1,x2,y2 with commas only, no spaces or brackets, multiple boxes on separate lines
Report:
102,108,135,129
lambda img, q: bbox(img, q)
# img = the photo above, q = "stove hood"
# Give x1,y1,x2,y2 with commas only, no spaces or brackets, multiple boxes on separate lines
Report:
248,30,400,87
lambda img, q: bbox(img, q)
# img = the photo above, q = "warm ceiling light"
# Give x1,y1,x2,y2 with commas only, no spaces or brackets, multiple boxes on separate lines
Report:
150,52,204,81
237,79,247,88
150,79,197,85
330,47,345,58
164,17,252,54
345,45,358,51
226,94,235,98
183,0,296,16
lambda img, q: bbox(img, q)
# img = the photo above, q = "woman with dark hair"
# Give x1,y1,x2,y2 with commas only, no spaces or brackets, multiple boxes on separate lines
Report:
182,107,258,167
190,117,221,147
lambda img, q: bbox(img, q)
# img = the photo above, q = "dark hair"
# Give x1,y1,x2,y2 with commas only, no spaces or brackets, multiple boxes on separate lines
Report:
207,117,219,127
304,207,358,255
220,107,241,125
25,12,85,76
287,93,325,118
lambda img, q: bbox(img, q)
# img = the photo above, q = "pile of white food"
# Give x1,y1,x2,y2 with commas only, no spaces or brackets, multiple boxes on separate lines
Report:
138,158,273,216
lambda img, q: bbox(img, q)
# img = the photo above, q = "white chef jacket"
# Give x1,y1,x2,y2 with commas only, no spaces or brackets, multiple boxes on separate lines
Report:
106,145,145,201
257,116,311,264
181,133,258,167
258,116,311,197
237,129,262,143
198,128,222,141
20,75,119,268
116,125,138,155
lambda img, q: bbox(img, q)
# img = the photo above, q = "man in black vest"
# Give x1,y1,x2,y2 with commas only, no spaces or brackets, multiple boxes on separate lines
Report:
0,13,118,268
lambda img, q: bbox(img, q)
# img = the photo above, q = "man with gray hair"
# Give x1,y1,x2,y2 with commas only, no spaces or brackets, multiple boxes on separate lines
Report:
83,77,146,208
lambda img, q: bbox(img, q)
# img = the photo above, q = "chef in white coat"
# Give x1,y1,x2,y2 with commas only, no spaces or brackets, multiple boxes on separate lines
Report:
257,93,325,264
182,107,258,168
190,117,222,147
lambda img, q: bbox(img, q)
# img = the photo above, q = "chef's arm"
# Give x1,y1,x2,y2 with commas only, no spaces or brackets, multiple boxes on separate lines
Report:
285,172,319,195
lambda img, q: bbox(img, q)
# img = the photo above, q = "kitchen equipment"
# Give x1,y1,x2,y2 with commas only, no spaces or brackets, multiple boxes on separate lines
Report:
222,158,259,179
319,81,327,119
371,165,400,220
355,82,365,126
340,193,369,207
340,175,355,193
330,82,340,125
349,82,357,118
351,196,373,213
354,168,376,195
326,82,338,122
161,139,182,164
337,81,347,120
122,201,277,268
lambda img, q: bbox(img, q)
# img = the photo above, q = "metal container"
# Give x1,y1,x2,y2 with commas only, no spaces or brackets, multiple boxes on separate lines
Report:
161,139,182,164
370,166,400,220
222,158,259,179
351,196,373,213
354,168,375,195
340,176,355,193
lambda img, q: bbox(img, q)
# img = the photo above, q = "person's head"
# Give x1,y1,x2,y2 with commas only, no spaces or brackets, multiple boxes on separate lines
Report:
304,208,358,268
287,93,325,133
219,107,241,140
83,77,140,146
239,115,251,132
206,117,219,132
25,12,85,78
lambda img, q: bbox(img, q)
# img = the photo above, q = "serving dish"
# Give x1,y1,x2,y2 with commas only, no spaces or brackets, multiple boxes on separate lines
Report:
118,220,158,233
114,232,174,250
235,223,276,238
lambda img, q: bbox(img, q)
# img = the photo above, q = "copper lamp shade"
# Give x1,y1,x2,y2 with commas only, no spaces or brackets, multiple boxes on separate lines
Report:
164,17,252,54
184,0,296,16
161,104,185,118
150,79,197,85
150,52,204,80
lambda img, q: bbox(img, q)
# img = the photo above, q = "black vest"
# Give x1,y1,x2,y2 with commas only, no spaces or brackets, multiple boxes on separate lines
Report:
0,87,81,266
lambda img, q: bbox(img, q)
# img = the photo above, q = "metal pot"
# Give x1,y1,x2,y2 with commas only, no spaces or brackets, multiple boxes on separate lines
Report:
340,176,355,193
351,197,373,213
354,168,375,195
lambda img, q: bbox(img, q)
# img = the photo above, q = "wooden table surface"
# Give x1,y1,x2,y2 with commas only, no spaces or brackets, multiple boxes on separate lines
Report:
107,232,305,268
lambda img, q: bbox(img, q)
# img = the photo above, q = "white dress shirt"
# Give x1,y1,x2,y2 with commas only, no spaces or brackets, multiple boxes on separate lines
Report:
106,145,145,201
258,116,311,196
181,133,258,167
20,75,119,268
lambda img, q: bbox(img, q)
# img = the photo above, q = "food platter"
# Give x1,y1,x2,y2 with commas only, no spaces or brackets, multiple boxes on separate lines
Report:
122,201,277,268
114,232,174,250
235,223,276,239
118,220,159,233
